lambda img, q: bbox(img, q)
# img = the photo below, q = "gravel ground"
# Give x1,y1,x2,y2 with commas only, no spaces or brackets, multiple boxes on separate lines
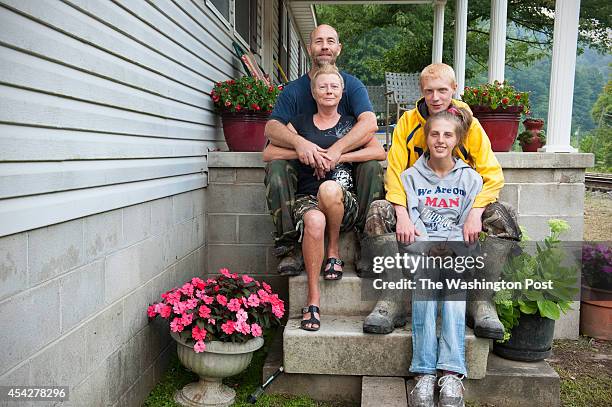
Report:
583,191,612,241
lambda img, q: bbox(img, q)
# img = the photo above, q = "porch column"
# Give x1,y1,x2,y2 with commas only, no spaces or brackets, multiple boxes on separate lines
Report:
540,0,581,152
432,0,446,63
488,0,507,83
453,0,468,97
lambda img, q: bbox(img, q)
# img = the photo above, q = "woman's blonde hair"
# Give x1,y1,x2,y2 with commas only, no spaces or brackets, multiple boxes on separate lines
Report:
310,64,344,94
423,106,473,156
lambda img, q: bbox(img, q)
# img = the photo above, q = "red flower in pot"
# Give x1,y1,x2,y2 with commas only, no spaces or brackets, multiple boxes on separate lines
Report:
211,77,283,152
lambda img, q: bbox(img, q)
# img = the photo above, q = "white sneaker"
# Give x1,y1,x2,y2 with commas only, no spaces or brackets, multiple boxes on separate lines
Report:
409,374,436,407
438,374,465,407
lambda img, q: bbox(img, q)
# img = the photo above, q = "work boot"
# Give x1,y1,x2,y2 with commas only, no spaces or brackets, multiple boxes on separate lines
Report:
355,235,377,278
277,247,304,276
362,233,410,334
438,375,465,407
409,374,436,407
467,202,521,339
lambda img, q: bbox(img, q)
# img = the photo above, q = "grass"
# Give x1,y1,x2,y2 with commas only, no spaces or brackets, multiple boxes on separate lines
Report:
557,367,612,407
549,337,612,407
144,332,345,407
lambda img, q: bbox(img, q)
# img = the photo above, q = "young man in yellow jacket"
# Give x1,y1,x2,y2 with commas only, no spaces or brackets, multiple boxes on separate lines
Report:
362,63,518,340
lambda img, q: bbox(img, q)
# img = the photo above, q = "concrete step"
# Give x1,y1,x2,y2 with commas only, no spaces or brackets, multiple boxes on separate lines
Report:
406,353,560,407
288,270,377,318
283,315,489,379
264,335,560,406
361,376,407,407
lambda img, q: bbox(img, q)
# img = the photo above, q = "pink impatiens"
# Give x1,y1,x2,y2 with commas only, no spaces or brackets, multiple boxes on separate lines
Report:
198,305,211,318
227,298,242,312
170,318,184,333
147,269,284,345
251,323,263,337
194,340,206,353
192,325,206,341
221,320,235,335
247,294,260,307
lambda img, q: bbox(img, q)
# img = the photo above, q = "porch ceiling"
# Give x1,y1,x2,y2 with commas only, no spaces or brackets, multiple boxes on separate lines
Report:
288,0,432,45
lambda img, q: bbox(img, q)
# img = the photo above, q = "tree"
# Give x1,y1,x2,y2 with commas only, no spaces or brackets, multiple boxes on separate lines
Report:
316,1,611,83
579,70,611,172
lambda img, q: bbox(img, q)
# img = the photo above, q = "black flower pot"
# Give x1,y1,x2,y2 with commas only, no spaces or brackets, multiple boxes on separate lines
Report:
493,313,556,362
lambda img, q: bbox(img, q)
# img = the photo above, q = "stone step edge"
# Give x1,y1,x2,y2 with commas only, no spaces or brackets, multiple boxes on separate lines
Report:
283,316,489,379
361,376,407,407
263,334,559,406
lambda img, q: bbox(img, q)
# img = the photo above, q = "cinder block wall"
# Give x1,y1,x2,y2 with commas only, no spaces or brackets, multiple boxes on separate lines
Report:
206,153,287,301
0,189,206,406
206,152,594,339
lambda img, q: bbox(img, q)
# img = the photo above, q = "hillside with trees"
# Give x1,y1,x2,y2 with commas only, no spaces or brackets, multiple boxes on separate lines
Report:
316,1,611,170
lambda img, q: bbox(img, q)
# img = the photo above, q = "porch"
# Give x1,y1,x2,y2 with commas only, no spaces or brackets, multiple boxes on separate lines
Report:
0,0,598,406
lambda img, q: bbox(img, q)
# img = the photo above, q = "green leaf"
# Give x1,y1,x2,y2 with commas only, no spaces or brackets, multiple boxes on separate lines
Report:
537,300,561,320
518,300,538,314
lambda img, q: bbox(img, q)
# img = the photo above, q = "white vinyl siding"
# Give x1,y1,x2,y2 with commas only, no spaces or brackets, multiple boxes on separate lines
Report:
289,19,300,80
0,0,247,236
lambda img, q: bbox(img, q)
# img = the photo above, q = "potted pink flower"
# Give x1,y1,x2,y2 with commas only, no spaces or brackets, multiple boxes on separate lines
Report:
148,268,284,406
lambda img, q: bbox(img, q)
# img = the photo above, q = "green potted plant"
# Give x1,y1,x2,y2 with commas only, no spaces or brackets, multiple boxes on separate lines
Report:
493,219,579,361
148,268,284,406
580,243,612,339
211,77,282,152
462,81,530,152
517,129,546,152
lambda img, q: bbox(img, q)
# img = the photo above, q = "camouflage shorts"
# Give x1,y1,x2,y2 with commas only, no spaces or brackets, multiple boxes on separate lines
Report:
293,188,359,242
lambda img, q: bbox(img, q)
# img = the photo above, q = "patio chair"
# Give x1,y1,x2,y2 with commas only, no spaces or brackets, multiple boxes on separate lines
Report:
366,85,389,149
384,72,421,148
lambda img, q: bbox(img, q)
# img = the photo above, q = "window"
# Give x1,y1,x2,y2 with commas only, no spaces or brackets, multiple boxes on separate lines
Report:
209,0,258,52
209,0,230,22
235,0,258,51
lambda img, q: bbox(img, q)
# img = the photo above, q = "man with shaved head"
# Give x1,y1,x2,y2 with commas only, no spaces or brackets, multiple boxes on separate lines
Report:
264,24,383,276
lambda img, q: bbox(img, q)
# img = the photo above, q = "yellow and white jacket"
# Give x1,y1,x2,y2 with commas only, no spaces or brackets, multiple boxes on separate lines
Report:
385,98,504,208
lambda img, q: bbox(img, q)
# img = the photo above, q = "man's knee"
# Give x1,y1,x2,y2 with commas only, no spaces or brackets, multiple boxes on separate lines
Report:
364,200,396,236
369,200,393,217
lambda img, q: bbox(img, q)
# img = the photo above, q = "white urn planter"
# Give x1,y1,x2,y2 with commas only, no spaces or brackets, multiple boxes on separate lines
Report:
171,332,264,407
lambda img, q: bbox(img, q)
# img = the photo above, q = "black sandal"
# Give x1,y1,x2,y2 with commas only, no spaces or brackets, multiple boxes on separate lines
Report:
323,257,344,280
300,305,320,331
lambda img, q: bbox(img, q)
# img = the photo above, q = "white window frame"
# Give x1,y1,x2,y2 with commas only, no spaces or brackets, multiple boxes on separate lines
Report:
232,2,250,52
206,0,231,30
232,0,257,53
206,0,256,53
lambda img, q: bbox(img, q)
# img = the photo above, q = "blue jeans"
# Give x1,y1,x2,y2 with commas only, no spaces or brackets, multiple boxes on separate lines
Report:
410,298,467,377
406,244,469,377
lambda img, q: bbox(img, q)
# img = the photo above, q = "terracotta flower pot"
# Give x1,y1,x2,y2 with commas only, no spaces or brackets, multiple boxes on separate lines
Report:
521,137,544,152
171,332,264,407
522,118,544,132
471,105,523,152
220,111,269,152
580,285,612,340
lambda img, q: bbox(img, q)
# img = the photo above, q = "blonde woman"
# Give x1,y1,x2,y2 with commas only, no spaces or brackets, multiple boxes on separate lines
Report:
263,64,385,330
